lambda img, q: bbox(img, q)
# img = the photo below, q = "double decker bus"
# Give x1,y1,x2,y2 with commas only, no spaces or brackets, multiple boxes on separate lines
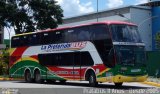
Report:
9,21,147,87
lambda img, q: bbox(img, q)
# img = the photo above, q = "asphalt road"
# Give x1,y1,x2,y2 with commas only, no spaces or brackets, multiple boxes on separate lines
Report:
0,81,159,94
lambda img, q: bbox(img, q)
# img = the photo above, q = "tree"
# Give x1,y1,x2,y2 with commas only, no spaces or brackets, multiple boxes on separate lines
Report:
0,49,9,75
0,0,63,34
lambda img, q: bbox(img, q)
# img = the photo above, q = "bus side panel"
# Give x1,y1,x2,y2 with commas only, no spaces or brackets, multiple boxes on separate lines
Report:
9,47,28,78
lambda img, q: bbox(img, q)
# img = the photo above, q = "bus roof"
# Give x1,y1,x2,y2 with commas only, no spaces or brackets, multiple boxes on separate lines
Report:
14,21,136,37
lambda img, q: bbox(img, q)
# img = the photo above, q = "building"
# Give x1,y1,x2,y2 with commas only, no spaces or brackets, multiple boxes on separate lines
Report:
0,26,6,49
60,0,160,51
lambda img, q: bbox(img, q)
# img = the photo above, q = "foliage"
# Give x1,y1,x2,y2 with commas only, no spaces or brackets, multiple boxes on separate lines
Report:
0,49,9,75
0,0,63,34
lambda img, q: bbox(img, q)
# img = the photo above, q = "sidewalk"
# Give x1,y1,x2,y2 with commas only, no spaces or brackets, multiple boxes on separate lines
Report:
0,76,160,87
0,77,13,80
141,77,160,87
0,77,23,81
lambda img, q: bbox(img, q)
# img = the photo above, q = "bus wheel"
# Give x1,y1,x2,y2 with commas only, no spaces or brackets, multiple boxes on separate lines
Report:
89,72,98,87
25,70,33,83
34,70,43,83
114,82,123,87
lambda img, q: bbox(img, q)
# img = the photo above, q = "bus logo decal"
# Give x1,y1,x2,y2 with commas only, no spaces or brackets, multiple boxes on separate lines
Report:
41,42,87,52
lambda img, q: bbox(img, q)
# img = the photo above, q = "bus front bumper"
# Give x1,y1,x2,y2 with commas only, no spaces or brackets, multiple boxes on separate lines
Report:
113,75,148,83
97,75,148,83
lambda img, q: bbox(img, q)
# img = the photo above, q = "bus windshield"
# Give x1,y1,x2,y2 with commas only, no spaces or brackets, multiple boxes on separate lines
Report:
110,24,142,42
115,45,146,66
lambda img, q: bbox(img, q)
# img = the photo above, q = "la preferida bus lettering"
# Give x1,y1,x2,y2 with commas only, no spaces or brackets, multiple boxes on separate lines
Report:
41,42,87,52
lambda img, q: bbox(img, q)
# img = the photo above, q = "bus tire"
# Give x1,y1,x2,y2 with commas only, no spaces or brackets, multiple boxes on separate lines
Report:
34,70,43,83
25,70,33,83
89,72,98,87
114,82,123,87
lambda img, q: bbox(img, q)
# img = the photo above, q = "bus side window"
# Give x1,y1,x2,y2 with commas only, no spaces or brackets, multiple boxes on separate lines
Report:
90,24,110,40
28,34,39,46
59,53,74,66
11,37,20,47
20,35,28,47
77,26,91,41
50,32,56,44
54,30,64,43
74,52,94,66
81,52,94,66
64,29,75,42
40,32,51,45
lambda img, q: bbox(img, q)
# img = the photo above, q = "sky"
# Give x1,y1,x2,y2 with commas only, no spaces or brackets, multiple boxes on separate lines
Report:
4,0,149,39
56,0,148,17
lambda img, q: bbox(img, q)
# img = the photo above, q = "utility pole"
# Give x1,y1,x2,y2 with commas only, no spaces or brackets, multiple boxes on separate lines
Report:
97,0,99,22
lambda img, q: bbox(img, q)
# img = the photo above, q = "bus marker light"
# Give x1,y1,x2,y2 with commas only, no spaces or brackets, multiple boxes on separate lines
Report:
95,69,100,74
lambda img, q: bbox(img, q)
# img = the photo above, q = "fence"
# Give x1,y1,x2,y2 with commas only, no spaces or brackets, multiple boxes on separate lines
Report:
147,51,160,77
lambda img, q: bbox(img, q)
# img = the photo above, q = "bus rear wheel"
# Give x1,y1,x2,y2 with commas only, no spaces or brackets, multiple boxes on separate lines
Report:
25,70,33,83
89,72,98,87
114,82,123,87
34,70,43,83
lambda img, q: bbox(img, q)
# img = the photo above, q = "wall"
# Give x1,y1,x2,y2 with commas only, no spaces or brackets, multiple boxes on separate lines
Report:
60,7,130,27
0,26,5,49
152,7,160,50
147,51,160,76
59,13,130,28
130,6,152,51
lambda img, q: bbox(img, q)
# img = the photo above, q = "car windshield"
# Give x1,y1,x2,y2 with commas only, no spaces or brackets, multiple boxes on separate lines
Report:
110,24,142,42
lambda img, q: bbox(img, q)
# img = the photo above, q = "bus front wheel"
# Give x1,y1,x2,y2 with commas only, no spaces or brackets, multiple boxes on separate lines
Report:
34,70,43,83
89,72,98,87
25,70,33,83
114,82,123,87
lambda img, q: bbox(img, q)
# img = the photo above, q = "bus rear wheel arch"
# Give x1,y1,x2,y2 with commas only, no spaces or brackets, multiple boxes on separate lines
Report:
24,69,33,83
34,69,43,83
85,69,98,87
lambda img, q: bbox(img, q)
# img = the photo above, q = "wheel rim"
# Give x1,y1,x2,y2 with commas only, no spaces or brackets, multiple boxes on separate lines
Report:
35,71,41,82
89,75,95,85
26,72,31,81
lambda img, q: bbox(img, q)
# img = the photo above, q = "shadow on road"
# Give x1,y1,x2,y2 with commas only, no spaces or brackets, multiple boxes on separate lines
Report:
14,81,150,89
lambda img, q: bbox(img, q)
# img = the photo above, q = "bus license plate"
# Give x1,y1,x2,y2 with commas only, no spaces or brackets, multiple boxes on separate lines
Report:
131,69,141,72
132,77,137,81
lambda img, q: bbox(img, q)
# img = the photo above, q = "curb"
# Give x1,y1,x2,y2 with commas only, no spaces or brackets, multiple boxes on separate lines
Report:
141,81,160,87
0,77,23,81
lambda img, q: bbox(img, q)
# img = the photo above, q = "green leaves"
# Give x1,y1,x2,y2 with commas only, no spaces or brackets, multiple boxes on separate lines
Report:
0,0,63,34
